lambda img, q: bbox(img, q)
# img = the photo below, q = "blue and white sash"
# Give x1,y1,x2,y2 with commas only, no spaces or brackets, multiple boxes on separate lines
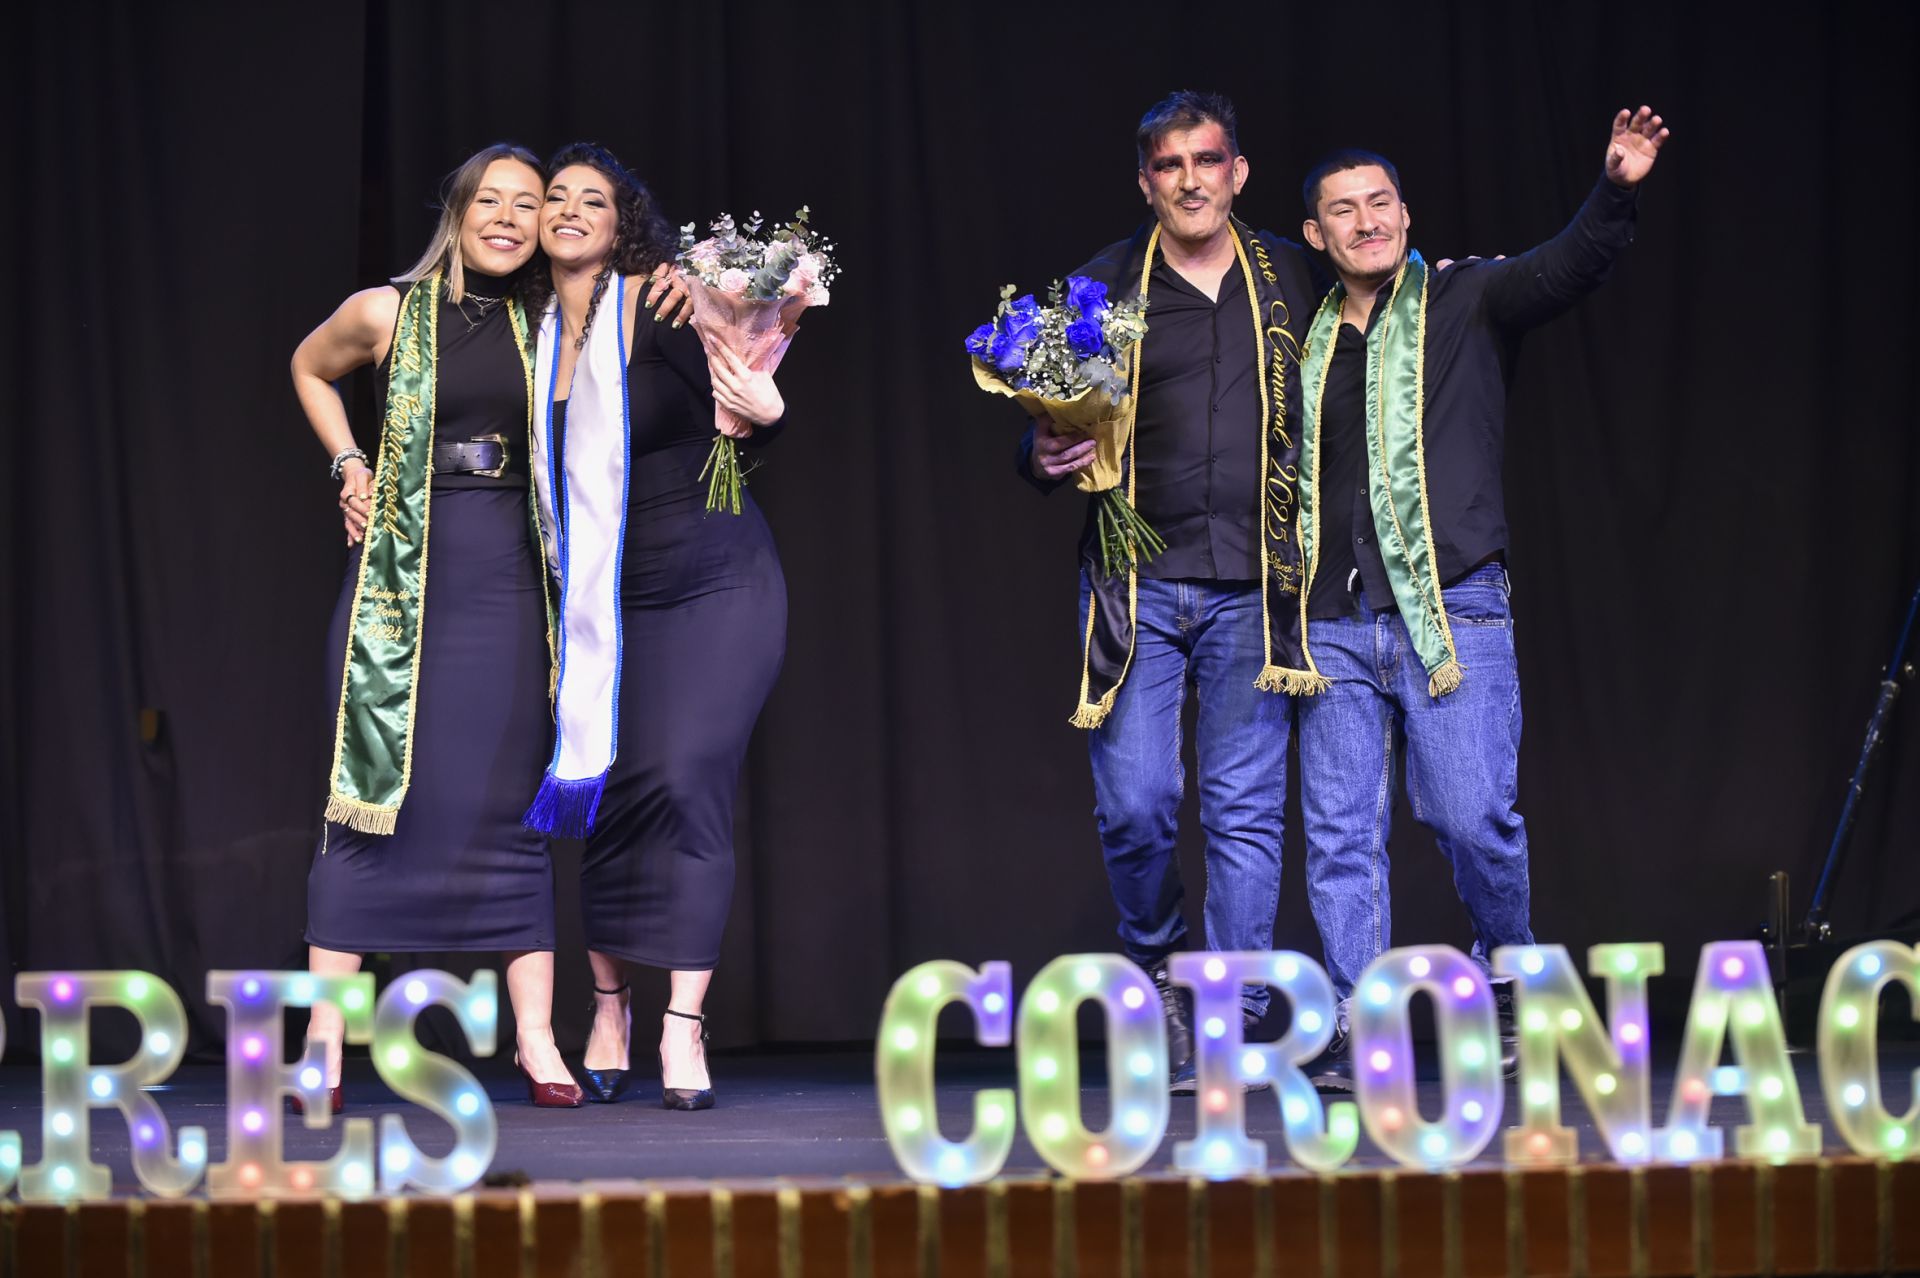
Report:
525,276,630,836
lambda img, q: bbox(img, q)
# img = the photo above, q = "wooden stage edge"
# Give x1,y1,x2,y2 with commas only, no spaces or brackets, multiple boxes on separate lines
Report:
5,1157,1919,1278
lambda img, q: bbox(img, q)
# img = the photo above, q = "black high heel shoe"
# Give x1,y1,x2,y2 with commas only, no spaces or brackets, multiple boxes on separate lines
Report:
578,982,633,1104
660,1008,714,1111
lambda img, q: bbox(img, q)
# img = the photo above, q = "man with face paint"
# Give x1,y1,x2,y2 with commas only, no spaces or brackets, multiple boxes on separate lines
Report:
1022,91,1322,1092
1291,108,1669,1091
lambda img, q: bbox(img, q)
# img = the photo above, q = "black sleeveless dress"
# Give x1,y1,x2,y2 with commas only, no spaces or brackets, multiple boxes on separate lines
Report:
306,272,555,953
550,302,786,971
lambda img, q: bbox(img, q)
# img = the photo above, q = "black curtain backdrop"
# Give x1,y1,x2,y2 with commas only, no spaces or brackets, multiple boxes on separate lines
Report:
5,0,1916,1062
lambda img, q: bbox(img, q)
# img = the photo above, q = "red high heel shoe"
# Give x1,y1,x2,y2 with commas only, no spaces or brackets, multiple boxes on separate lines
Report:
514,1054,583,1108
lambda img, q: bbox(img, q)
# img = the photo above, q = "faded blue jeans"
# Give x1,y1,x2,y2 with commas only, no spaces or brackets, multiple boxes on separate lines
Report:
1297,564,1534,1017
1083,574,1290,1020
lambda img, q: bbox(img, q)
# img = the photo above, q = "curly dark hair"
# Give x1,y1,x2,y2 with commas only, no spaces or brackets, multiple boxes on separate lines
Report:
521,141,678,347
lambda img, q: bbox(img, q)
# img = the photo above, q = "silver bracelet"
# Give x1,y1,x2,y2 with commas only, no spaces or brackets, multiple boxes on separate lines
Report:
329,447,370,481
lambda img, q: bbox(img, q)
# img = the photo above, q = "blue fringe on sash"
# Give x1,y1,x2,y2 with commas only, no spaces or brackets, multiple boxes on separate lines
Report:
523,770,607,838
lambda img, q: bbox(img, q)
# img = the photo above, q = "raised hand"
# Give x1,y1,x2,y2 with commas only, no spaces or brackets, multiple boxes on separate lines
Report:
1605,106,1669,188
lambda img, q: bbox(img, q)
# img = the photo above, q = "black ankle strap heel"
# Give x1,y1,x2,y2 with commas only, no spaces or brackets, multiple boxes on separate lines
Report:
661,1008,714,1111
578,983,634,1105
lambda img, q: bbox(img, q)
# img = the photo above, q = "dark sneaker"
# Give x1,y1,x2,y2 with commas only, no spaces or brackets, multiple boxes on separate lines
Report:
1307,1019,1354,1094
1150,964,1195,1090
1493,984,1519,1079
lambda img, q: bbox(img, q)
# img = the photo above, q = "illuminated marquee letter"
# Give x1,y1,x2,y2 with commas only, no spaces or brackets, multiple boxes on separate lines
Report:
1018,955,1168,1179
1819,941,1920,1158
876,960,1016,1186
1170,951,1357,1176
16,971,205,1201
1349,946,1503,1170
1655,941,1819,1162
206,971,377,1197
1494,943,1662,1165
370,970,498,1192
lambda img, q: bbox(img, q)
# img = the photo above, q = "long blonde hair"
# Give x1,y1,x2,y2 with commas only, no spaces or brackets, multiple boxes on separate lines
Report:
392,143,545,302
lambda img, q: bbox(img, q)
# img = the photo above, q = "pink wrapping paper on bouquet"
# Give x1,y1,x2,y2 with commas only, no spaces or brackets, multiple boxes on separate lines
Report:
684,280,807,439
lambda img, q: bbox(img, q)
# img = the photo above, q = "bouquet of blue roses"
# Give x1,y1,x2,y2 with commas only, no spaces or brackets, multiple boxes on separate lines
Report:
967,275,1160,576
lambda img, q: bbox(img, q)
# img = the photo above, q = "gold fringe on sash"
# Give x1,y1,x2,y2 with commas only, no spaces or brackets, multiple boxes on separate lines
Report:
1255,666,1332,696
323,795,399,836
1427,659,1465,698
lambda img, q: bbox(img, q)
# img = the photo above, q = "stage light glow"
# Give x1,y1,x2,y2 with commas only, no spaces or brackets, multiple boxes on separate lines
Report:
1076,964,1101,990
469,997,495,1023
147,1032,171,1055
242,979,261,999
1818,942,1920,1159
1034,990,1060,1015
1620,1022,1643,1045
241,1110,265,1134
1495,942,1664,1166
1122,986,1146,1010
342,989,367,1012
1462,1101,1484,1122
1657,941,1818,1162
1034,1056,1058,1081
127,977,150,1000
370,969,499,1194
241,1036,265,1062
876,960,1015,1187
1171,950,1352,1176
1124,1109,1151,1136
300,1067,324,1091
290,977,316,1003
1620,1132,1645,1156
1130,1051,1154,1078
1041,1114,1067,1141
1350,946,1501,1171
17,969,205,1201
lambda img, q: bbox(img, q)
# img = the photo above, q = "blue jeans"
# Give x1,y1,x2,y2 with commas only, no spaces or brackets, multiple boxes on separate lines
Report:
1297,564,1533,1015
1083,575,1290,1018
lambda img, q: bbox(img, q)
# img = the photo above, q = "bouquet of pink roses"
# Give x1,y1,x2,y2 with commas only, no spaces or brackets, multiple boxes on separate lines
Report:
678,208,838,513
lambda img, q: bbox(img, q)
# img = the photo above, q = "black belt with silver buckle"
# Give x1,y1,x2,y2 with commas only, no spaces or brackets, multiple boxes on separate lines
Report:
432,434,515,479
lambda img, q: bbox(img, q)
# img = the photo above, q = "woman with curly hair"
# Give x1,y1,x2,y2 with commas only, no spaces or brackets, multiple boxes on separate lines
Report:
291,144,688,1111
524,142,787,1110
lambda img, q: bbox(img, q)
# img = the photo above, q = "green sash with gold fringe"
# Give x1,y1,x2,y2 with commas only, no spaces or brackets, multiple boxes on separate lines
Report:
1298,251,1463,696
323,274,539,833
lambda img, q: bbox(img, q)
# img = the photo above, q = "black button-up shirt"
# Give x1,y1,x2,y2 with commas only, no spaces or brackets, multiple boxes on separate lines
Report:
1308,178,1638,619
1128,254,1263,581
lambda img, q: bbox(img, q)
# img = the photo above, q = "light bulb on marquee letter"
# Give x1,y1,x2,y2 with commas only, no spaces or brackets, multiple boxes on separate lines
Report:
16,971,204,1201
1654,940,1819,1162
372,969,498,1193
1819,941,1920,1159
206,971,376,1198
875,961,1015,1187
1018,954,1168,1179
1492,943,1662,1165
1349,946,1503,1170
1169,951,1357,1176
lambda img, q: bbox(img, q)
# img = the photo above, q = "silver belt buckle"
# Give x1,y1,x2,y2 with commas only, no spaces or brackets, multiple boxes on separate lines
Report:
470,433,509,479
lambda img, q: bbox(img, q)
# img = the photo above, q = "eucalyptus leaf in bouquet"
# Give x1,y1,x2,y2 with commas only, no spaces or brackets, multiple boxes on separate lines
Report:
967,276,1161,576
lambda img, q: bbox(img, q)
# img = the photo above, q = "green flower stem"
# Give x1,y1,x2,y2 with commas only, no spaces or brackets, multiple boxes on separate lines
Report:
699,436,747,515
1094,490,1166,577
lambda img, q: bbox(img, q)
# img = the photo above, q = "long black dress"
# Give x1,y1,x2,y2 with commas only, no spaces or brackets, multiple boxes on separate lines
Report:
306,272,555,953
551,304,786,971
